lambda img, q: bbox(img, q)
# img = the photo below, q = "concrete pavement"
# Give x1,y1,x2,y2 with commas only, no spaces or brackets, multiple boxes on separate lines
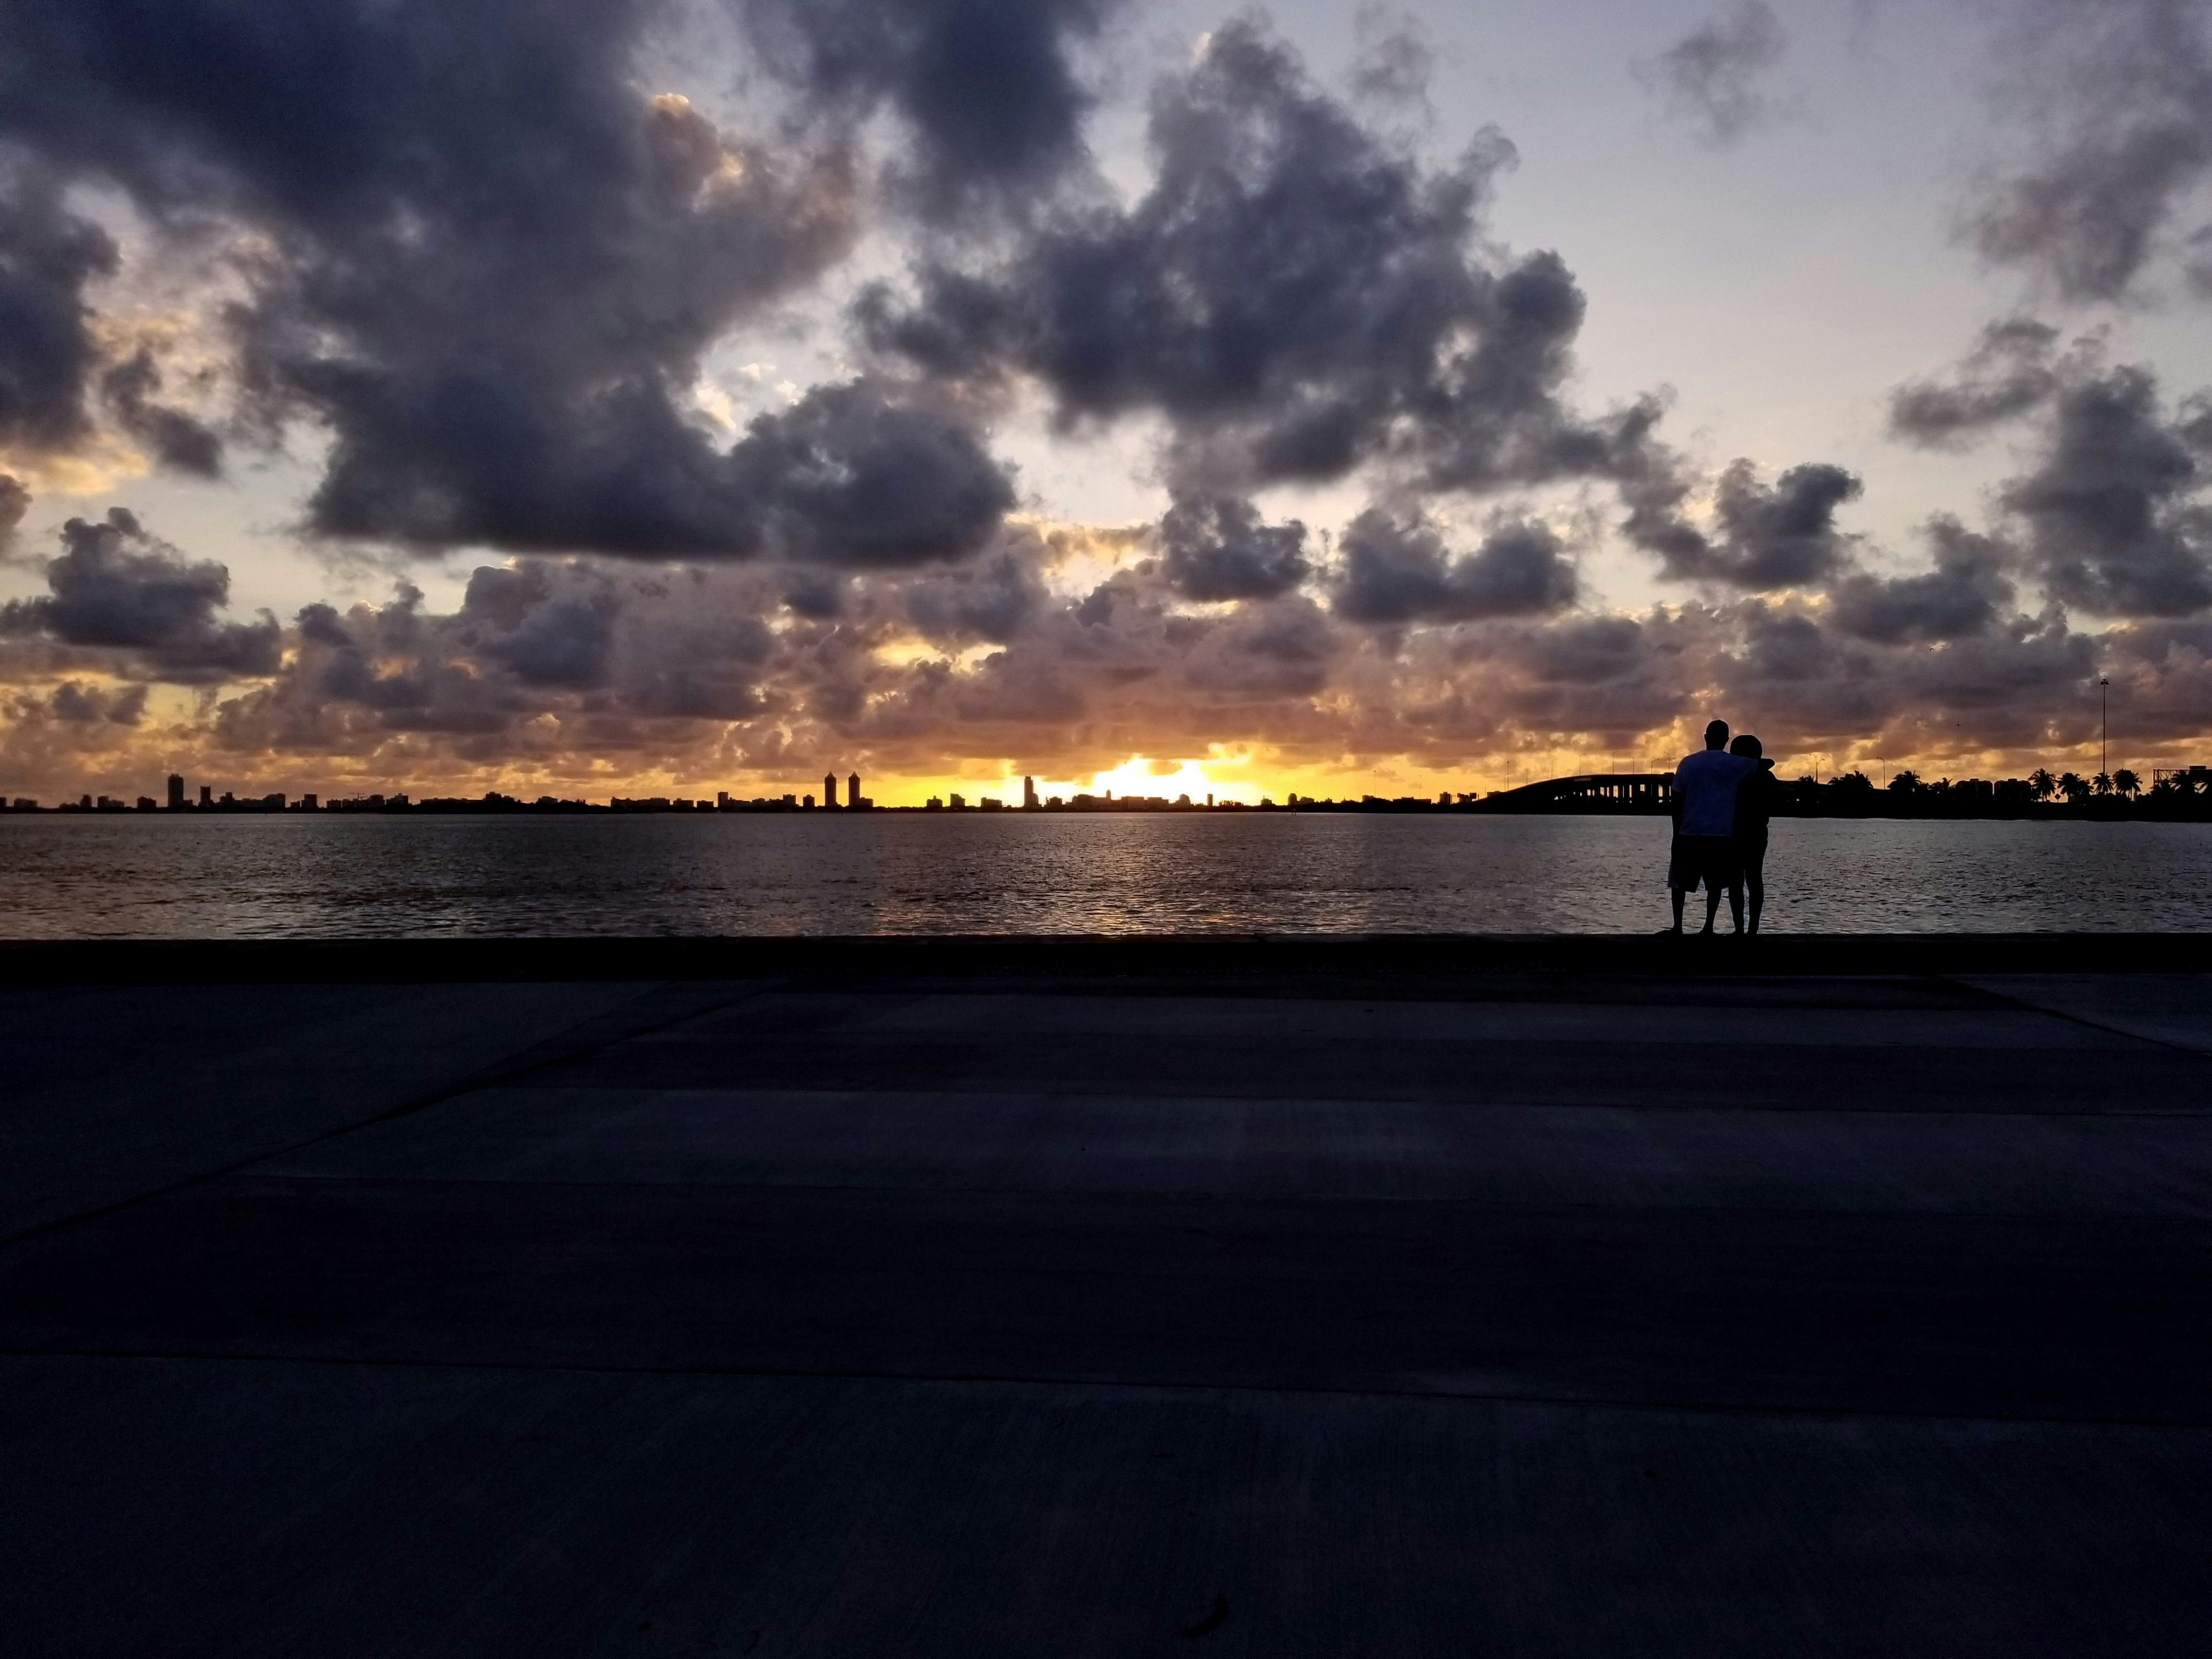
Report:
3,936,2208,1656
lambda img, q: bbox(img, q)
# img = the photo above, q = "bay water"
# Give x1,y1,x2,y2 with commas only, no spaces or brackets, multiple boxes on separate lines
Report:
3,812,2208,936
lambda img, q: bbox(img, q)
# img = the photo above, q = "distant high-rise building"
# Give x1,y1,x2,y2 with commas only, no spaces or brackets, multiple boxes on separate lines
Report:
1023,775,1038,810
848,770,861,809
167,773,185,810
198,784,212,808
301,793,318,810
823,772,838,809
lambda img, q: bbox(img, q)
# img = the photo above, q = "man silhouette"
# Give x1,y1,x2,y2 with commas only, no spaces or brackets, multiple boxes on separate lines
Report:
1664,719,1757,935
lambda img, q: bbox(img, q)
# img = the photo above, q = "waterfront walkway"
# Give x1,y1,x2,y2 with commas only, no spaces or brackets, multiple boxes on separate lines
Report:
3,936,2209,1656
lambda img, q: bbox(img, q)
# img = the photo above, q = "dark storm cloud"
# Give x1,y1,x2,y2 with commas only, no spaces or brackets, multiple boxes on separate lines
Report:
1633,1,1788,149
0,506,278,679
0,474,27,544
0,167,116,456
729,0,1119,220
249,554,793,747
1505,614,1649,687
1692,594,2097,753
1158,494,1311,602
299,370,1009,566
1887,318,2063,449
725,381,1015,567
2101,616,2212,743
2001,363,2212,617
1334,507,1577,625
100,349,223,477
1829,517,2016,644
460,564,620,690
48,679,146,725
1971,0,2212,300
901,541,1048,642
0,0,1031,563
862,18,1650,499
1633,459,1863,589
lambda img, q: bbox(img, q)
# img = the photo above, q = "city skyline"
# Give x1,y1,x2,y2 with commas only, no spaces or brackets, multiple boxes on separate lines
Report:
5,2,2212,805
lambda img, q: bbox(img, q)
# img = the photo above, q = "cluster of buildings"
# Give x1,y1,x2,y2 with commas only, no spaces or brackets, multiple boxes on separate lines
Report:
19,764,2202,820
6,772,888,814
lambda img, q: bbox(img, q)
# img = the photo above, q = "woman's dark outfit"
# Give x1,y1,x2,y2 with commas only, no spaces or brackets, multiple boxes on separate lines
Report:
1732,760,1778,934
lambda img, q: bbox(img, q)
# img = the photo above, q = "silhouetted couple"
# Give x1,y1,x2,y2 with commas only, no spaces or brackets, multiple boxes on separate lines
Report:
1663,719,1776,936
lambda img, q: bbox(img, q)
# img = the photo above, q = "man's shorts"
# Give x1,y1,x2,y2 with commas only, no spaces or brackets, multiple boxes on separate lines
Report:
1668,833,1740,893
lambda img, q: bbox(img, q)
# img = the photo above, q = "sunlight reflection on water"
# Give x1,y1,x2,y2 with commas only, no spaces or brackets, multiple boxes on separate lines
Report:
2,812,2208,936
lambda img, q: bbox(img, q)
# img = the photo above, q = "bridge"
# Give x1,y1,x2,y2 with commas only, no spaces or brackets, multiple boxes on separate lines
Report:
1476,771,1674,813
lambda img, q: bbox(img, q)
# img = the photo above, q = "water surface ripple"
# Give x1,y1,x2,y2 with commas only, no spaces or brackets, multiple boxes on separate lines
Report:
3,814,2208,937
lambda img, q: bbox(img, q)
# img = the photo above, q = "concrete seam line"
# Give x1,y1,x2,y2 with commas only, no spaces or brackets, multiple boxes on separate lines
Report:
1929,973,2212,1059
0,978,788,1256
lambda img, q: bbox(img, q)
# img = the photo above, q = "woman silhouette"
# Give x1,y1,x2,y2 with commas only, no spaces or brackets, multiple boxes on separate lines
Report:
1728,734,1778,936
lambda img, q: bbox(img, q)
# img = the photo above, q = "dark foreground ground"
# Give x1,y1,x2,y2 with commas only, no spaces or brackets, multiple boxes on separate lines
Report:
3,934,2209,1657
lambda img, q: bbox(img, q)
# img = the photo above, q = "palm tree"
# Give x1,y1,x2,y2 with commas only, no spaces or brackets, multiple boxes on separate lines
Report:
2113,768,2141,798
2029,768,2056,800
2094,772,2113,795
2058,771,2091,803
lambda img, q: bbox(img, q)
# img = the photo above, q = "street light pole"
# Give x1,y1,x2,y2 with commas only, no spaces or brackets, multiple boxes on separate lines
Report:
2098,675,2110,778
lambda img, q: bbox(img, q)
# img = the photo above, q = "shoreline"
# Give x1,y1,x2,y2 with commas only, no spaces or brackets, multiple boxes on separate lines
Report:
4,930,2207,984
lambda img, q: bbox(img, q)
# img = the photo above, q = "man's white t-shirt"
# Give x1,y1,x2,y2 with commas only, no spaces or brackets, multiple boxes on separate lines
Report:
1674,749,1757,837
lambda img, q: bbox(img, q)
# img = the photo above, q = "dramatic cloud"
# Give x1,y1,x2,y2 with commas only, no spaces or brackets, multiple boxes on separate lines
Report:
0,507,278,679
1157,494,1311,602
1829,517,2017,644
0,0,971,560
1971,0,2212,300
2002,363,2212,617
1713,594,2095,752
730,0,1119,220
1335,507,1577,624
0,166,116,459
1634,1,1788,148
0,473,28,544
900,539,1049,642
1888,322,2212,617
46,679,147,725
2101,615,2212,743
98,349,222,477
1632,458,1863,589
1888,318,2065,449
863,19,1652,500
4,2,2210,798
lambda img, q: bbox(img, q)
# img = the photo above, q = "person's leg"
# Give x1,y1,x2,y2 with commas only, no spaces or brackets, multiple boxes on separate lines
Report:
1701,881,1722,934
1669,886,1685,932
1726,875,1745,934
1743,852,1764,934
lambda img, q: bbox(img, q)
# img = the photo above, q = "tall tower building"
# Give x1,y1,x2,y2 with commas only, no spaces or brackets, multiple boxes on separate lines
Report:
848,770,862,809
166,774,185,810
1023,775,1038,810
823,772,838,809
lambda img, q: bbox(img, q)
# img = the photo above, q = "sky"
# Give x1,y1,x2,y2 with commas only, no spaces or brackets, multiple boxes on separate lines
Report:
4,0,2212,805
